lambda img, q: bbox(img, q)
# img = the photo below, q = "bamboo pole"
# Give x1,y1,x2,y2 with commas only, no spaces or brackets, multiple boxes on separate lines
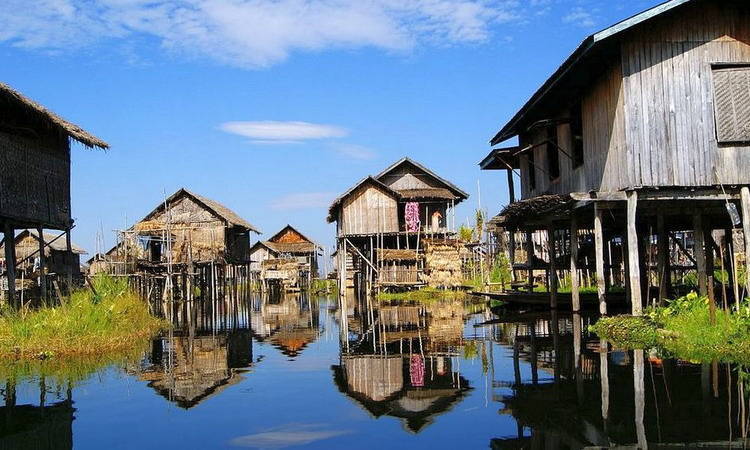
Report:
594,204,607,315
37,226,47,304
4,222,16,306
547,225,557,309
570,216,580,312
741,187,750,298
627,191,643,316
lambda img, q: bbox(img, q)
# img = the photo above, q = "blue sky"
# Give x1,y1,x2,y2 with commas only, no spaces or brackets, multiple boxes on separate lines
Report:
1,0,660,256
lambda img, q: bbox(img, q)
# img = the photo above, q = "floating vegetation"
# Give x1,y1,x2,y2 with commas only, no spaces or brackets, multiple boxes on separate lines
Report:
376,287,468,303
590,292,750,364
0,275,167,360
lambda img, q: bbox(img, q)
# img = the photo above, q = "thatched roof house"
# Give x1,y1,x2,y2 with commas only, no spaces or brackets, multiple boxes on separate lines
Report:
123,188,260,265
0,229,86,275
0,82,108,231
249,225,322,285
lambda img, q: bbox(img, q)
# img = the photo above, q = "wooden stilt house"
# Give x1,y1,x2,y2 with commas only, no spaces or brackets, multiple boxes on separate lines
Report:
0,82,108,303
249,225,321,291
328,157,468,292
114,188,261,270
481,0,750,314
0,229,86,279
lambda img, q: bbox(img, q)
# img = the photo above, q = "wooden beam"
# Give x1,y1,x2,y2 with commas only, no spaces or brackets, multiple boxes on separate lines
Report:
570,216,580,312
3,223,16,306
656,213,669,306
547,225,557,309
525,230,534,292
627,191,643,316
742,187,750,297
694,215,708,297
594,204,607,315
65,226,73,294
37,226,47,303
507,169,516,203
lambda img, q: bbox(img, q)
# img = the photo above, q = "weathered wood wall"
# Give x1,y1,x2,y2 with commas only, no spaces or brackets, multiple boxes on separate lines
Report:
379,163,442,191
340,184,398,236
518,0,750,200
0,130,70,229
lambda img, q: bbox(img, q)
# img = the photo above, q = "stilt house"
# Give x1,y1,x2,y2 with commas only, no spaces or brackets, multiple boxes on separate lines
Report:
0,82,108,302
1,229,86,277
115,188,260,270
249,225,321,291
481,0,750,314
328,157,468,291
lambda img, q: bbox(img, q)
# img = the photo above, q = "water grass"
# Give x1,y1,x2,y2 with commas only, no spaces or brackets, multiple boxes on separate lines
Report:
590,292,750,364
0,275,167,360
376,287,469,303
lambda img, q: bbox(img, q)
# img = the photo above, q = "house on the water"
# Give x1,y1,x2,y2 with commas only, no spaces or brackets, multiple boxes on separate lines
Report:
249,225,321,291
481,0,750,314
0,82,108,303
1,230,86,281
111,188,261,270
328,157,469,293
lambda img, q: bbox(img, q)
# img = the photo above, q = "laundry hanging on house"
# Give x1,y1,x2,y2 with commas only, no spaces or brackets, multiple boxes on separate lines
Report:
405,202,421,232
410,354,425,387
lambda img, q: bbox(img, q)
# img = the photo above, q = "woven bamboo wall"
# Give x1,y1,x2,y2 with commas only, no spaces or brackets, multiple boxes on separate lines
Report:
422,239,463,288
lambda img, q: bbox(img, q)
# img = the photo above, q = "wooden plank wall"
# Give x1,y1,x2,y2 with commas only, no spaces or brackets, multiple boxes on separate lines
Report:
340,184,399,235
621,0,750,187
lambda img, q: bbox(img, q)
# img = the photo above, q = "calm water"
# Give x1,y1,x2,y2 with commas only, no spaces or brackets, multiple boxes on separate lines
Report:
1,292,746,449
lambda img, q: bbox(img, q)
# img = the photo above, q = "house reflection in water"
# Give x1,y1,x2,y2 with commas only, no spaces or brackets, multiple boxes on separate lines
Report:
0,378,74,449
487,312,743,448
332,299,472,433
138,292,255,409
250,294,321,359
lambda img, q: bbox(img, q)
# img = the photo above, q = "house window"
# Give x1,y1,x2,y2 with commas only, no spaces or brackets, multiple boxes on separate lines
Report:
571,103,584,167
546,127,560,180
528,151,537,191
712,66,750,144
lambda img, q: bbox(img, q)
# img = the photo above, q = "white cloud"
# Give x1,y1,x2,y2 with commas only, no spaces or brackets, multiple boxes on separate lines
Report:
270,192,336,210
562,7,596,28
230,424,351,448
331,143,377,160
220,121,347,143
0,0,525,68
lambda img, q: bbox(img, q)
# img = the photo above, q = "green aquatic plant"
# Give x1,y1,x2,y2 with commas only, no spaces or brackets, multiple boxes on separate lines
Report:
591,291,750,365
0,274,167,360
376,287,467,303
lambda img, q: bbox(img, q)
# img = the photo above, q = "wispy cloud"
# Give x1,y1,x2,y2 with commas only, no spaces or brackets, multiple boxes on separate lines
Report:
0,0,526,69
270,192,336,211
230,424,351,448
331,143,377,160
220,121,347,144
562,7,597,28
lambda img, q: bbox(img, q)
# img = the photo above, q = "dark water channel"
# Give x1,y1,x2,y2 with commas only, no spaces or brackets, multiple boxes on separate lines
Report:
0,292,747,449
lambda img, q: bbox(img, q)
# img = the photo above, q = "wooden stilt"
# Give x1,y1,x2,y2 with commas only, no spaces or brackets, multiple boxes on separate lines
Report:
525,230,534,292
656,213,669,305
741,187,750,297
694,215,708,297
594,204,607,315
547,225,557,309
570,216,580,312
37,225,47,304
626,191,643,316
65,226,73,294
4,223,16,306
703,227,716,324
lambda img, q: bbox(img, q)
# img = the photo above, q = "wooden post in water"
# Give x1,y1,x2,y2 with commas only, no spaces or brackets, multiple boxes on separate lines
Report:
656,213,669,305
65,226,73,294
570,216,580,312
704,228,716,324
626,191,643,316
4,222,16,306
741,187,750,297
594,204,607,315
37,226,47,304
694,215,708,297
547,225,557,309
525,230,534,292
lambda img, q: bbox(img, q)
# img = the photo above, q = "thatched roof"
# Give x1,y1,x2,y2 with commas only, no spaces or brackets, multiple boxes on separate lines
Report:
0,82,108,149
1,229,86,255
377,249,420,261
397,188,456,200
266,241,317,254
490,194,575,229
141,188,261,234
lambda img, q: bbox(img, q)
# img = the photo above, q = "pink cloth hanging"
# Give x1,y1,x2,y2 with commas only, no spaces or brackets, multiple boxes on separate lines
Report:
405,202,420,232
410,354,425,387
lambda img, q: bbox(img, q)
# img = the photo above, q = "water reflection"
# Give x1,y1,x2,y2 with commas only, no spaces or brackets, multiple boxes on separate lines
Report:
1,288,749,448
333,298,475,433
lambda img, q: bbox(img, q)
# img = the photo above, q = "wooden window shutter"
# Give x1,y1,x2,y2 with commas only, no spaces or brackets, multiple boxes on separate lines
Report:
713,67,750,144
